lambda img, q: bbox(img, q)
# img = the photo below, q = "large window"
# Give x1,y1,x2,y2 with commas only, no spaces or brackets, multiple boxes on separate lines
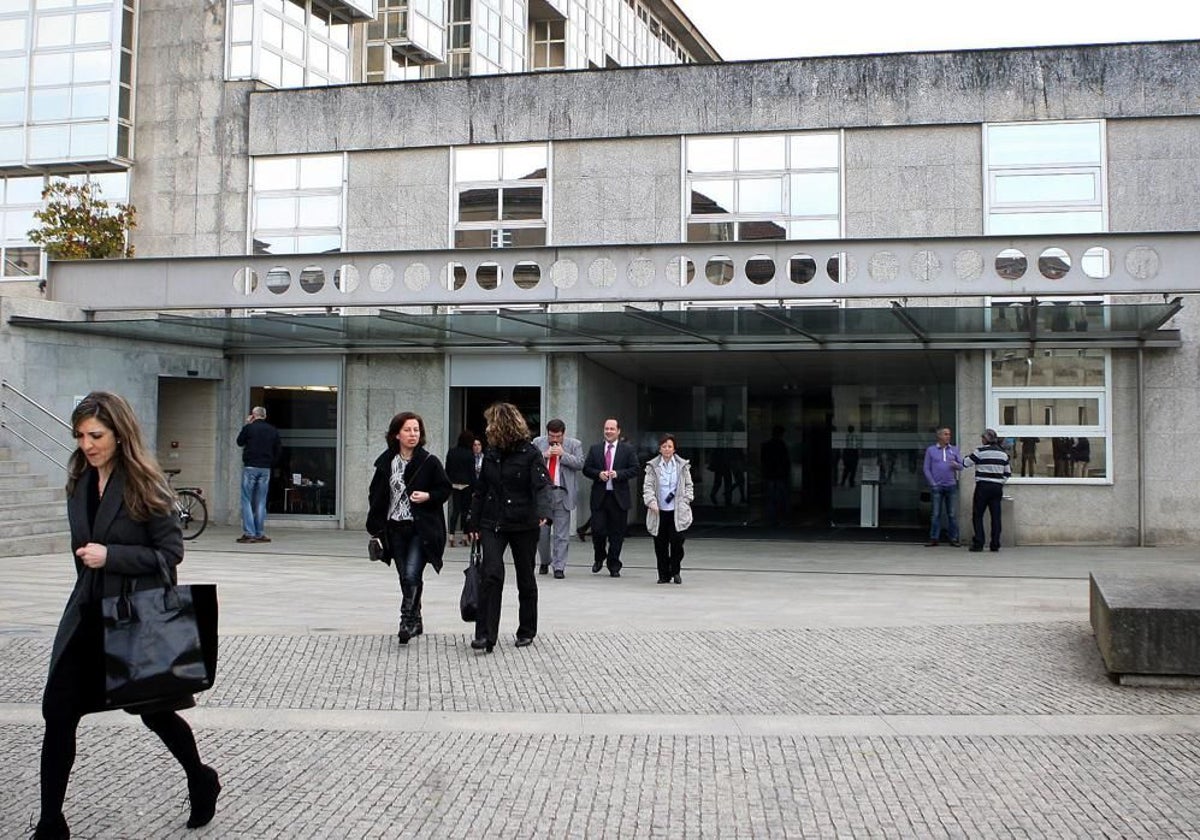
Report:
250,154,345,255
685,132,842,242
452,143,547,248
989,349,1109,481
227,0,351,89
985,120,1106,235
0,0,132,167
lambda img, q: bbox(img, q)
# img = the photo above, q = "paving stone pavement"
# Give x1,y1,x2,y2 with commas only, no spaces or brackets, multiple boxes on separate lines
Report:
4,528,1200,838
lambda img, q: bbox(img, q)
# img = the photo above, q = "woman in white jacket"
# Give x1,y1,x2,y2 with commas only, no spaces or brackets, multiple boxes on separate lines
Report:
643,433,694,584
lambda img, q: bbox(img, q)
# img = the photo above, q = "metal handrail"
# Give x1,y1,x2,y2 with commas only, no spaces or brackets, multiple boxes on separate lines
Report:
0,380,71,470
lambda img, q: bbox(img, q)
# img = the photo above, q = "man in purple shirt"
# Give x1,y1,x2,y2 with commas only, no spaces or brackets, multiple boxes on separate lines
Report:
923,427,963,547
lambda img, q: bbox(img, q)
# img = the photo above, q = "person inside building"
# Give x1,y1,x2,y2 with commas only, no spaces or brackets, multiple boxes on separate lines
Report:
366,411,451,644
467,402,551,652
444,429,477,548
37,391,220,840
644,433,695,584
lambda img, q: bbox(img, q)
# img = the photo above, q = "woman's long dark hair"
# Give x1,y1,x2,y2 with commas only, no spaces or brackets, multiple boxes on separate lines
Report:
66,391,173,520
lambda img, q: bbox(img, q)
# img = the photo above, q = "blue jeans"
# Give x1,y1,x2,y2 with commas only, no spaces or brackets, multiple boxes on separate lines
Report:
929,484,959,542
240,466,271,537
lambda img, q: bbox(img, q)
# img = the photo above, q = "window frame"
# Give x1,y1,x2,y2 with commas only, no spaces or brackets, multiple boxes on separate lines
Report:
450,142,549,250
248,152,347,256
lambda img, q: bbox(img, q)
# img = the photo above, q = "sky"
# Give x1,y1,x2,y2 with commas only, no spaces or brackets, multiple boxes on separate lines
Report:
673,0,1200,61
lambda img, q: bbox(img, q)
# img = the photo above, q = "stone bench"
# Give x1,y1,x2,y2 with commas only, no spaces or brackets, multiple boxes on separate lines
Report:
1090,572,1200,682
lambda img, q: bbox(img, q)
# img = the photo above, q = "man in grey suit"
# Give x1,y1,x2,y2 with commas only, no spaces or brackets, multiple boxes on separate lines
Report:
533,418,584,579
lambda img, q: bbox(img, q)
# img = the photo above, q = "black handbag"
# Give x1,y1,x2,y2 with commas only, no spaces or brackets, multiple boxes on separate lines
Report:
459,540,482,623
101,556,218,709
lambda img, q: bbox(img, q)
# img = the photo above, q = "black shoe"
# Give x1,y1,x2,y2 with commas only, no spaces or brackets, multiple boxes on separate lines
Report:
610,570,621,577
672,574,682,584
186,765,221,829
397,624,412,644
553,569,565,579
990,546,1000,552
515,636,534,648
592,560,603,573
968,546,983,553
470,637,494,653
33,813,69,840
657,578,669,584
539,564,549,575
410,622,423,637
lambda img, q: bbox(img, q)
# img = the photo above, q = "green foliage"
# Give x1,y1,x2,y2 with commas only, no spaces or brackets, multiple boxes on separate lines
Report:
27,179,137,260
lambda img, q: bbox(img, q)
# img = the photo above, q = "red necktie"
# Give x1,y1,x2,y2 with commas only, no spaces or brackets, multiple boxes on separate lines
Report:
605,443,614,471
548,453,558,484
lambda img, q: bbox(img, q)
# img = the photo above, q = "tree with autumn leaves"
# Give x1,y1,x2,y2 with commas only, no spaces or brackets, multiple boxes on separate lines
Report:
28,179,137,260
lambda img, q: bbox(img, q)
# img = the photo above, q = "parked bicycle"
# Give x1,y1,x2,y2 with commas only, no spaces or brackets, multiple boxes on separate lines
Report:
166,469,208,540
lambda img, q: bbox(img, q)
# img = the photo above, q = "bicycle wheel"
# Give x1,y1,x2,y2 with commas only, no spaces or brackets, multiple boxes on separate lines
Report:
175,489,209,540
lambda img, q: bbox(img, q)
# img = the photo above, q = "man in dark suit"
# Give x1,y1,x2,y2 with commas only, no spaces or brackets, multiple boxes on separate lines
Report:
582,417,639,577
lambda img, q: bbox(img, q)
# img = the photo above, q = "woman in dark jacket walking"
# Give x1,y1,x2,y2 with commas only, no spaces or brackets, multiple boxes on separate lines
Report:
36,391,220,839
467,402,551,653
367,411,452,644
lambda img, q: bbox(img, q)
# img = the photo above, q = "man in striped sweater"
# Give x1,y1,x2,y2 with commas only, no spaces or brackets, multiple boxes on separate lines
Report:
962,428,1012,553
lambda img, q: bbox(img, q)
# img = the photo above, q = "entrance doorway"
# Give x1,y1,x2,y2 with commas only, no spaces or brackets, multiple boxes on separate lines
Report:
449,386,541,445
618,350,956,536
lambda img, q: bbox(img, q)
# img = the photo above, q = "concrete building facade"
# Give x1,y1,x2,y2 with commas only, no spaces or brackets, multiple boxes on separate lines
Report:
1,1,1198,548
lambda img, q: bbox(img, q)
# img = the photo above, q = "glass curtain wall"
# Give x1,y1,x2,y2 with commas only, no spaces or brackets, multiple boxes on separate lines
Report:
634,351,956,534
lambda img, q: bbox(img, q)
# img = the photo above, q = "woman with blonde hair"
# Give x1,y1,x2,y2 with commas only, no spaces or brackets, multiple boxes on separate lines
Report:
466,402,551,652
36,392,220,839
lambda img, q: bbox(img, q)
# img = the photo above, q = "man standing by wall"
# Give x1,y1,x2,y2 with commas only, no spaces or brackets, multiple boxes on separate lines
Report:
236,406,281,544
962,428,1012,553
533,418,584,579
583,418,639,577
922,426,962,547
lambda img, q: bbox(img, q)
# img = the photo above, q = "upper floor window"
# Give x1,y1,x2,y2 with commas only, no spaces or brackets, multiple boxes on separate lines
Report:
985,120,1106,235
364,0,445,83
227,0,352,89
452,143,547,248
250,154,345,254
685,132,841,243
1,175,44,281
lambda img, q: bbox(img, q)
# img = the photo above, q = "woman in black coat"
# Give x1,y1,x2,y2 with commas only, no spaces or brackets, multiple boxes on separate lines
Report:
366,411,452,644
466,402,551,653
444,428,479,547
36,392,219,840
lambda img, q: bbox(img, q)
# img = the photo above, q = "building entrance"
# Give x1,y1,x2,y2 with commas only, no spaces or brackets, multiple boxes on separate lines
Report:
613,350,957,535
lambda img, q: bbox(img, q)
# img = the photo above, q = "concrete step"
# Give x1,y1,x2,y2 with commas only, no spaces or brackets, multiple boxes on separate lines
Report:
0,473,48,488
2,500,67,522
0,516,69,539
0,460,30,476
0,485,62,506
0,531,70,558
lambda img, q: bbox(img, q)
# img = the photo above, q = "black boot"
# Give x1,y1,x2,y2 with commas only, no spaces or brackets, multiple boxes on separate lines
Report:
32,813,69,840
186,765,221,829
409,582,424,638
397,581,414,644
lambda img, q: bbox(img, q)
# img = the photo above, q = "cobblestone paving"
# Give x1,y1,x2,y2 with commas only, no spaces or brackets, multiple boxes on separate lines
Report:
6,622,1200,715
3,725,1200,838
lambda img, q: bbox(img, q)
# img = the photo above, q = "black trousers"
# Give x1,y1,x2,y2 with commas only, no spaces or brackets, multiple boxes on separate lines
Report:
40,622,205,823
971,481,1004,550
448,486,473,534
475,528,539,645
653,509,685,581
591,491,628,571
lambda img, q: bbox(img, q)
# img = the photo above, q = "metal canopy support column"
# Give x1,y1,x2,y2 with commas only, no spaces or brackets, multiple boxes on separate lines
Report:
888,302,929,344
751,304,824,345
622,306,722,345
376,309,529,348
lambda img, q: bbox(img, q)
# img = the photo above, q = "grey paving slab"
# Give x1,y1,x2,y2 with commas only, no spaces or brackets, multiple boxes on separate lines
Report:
3,528,1200,838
